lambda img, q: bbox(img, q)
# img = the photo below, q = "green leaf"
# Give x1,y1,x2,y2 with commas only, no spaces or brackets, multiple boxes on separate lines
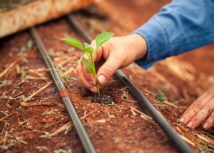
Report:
88,64,96,77
209,149,214,152
82,57,91,70
82,57,96,77
95,32,114,51
84,43,90,48
62,38,83,50
83,43,94,55
27,39,33,49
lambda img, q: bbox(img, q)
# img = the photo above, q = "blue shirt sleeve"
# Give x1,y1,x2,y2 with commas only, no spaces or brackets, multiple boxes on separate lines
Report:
132,0,214,69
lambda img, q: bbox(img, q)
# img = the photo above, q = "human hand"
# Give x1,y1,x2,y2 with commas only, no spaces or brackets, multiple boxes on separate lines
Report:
180,85,214,130
75,34,147,93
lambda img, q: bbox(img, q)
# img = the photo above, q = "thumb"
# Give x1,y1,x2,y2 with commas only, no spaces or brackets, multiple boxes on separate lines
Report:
96,54,121,85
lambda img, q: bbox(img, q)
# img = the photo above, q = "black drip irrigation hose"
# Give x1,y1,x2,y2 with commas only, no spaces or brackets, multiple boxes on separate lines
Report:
66,13,193,153
29,27,96,153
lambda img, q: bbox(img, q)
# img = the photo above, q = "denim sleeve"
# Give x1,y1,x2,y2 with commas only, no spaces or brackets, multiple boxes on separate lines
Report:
132,0,214,69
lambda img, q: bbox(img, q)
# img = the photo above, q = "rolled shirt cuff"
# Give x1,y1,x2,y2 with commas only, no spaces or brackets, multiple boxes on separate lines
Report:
131,18,170,69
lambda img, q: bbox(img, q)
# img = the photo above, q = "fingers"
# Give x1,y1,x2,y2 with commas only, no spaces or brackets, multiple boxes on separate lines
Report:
203,110,214,129
81,54,96,85
180,87,214,125
97,54,121,85
179,86,214,129
75,40,103,93
185,100,213,129
76,59,97,93
76,39,121,91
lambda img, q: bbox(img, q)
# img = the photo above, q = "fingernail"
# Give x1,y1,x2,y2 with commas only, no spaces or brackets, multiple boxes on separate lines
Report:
180,118,185,123
187,122,193,128
203,123,209,129
98,75,106,84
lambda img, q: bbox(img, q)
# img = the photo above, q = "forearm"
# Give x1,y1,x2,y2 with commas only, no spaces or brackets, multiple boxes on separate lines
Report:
132,0,214,69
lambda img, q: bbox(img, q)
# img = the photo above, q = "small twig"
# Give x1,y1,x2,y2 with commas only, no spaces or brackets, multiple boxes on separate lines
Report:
153,104,168,107
60,67,74,78
0,54,27,79
50,122,72,137
196,134,212,143
122,98,137,103
21,101,56,107
25,71,48,82
130,109,136,117
21,81,52,104
19,118,32,126
45,120,62,128
80,110,96,120
178,134,195,146
27,76,48,80
29,68,47,72
130,107,152,120
0,112,14,121
176,127,182,133
141,88,155,96
47,110,96,137
163,101,178,108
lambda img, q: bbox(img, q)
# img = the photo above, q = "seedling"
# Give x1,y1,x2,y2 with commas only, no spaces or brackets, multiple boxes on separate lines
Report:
43,97,48,102
123,90,129,99
125,86,129,89
27,39,33,49
154,91,166,102
106,111,115,121
201,141,214,152
62,32,114,96
21,69,25,77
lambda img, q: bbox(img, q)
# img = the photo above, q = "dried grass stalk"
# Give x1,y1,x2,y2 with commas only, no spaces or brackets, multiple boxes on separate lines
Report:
130,107,152,120
50,122,72,136
163,101,178,108
20,81,52,106
0,112,14,121
0,54,27,79
60,67,74,78
21,101,56,107
178,134,195,146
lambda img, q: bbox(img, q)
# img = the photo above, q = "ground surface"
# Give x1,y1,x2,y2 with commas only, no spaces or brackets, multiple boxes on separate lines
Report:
1,0,214,153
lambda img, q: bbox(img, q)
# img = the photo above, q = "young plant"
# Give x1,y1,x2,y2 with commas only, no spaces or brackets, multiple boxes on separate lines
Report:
62,32,114,96
21,69,25,77
154,91,166,102
106,111,115,121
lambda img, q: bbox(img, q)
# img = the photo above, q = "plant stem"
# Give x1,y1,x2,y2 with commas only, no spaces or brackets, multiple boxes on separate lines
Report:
92,58,100,97
96,82,100,97
94,75,100,96
9,0,13,8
